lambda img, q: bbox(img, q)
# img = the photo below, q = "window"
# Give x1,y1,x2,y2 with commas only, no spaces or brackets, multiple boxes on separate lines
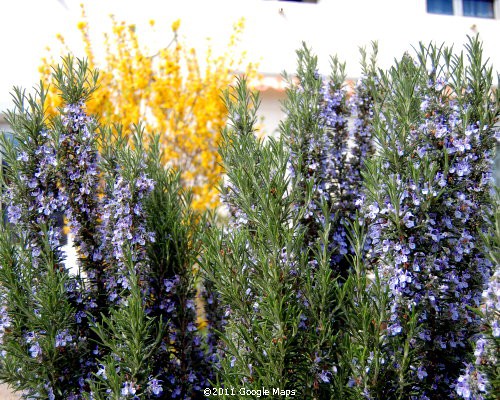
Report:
278,0,318,3
427,0,496,18
463,0,495,17
428,0,454,14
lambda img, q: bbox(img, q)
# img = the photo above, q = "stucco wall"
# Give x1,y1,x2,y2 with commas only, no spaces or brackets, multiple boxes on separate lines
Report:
1,0,499,132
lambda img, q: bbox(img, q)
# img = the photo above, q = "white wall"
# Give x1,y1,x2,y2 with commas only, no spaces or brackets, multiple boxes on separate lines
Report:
1,0,499,132
258,89,286,136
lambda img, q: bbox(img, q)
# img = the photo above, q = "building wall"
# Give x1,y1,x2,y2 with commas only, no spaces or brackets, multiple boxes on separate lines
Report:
1,0,499,132
242,0,500,132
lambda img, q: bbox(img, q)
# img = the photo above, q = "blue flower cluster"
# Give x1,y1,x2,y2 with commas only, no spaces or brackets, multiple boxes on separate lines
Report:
455,363,489,399
279,62,378,389
151,273,215,399
99,169,155,300
456,253,499,398
318,81,352,262
364,69,497,396
60,101,101,261
295,71,374,272
5,128,66,266
349,74,375,200
481,268,500,337
57,101,112,397
0,305,10,358
287,76,349,257
220,180,248,230
0,96,93,398
59,100,106,362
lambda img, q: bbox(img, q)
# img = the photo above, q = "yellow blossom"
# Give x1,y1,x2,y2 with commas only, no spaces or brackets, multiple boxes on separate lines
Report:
171,19,181,32
39,8,257,210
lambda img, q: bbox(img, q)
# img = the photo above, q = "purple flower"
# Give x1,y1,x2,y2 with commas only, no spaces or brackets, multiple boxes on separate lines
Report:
367,203,380,219
454,160,471,177
6,205,22,224
60,101,101,261
364,56,496,398
96,364,107,380
164,276,179,293
403,211,415,228
148,377,163,396
55,330,72,348
75,311,86,323
388,323,402,336
456,364,488,399
172,387,181,398
318,370,331,383
29,342,42,358
417,366,428,380
121,381,137,396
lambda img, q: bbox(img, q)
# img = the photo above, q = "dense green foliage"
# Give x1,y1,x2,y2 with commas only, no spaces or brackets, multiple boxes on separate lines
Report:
0,37,498,400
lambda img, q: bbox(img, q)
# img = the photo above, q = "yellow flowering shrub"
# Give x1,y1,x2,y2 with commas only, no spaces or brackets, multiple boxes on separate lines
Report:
40,6,257,210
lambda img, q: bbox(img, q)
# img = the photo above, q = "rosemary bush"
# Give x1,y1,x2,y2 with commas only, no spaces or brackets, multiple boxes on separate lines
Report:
0,37,498,400
0,57,217,399
203,37,499,400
